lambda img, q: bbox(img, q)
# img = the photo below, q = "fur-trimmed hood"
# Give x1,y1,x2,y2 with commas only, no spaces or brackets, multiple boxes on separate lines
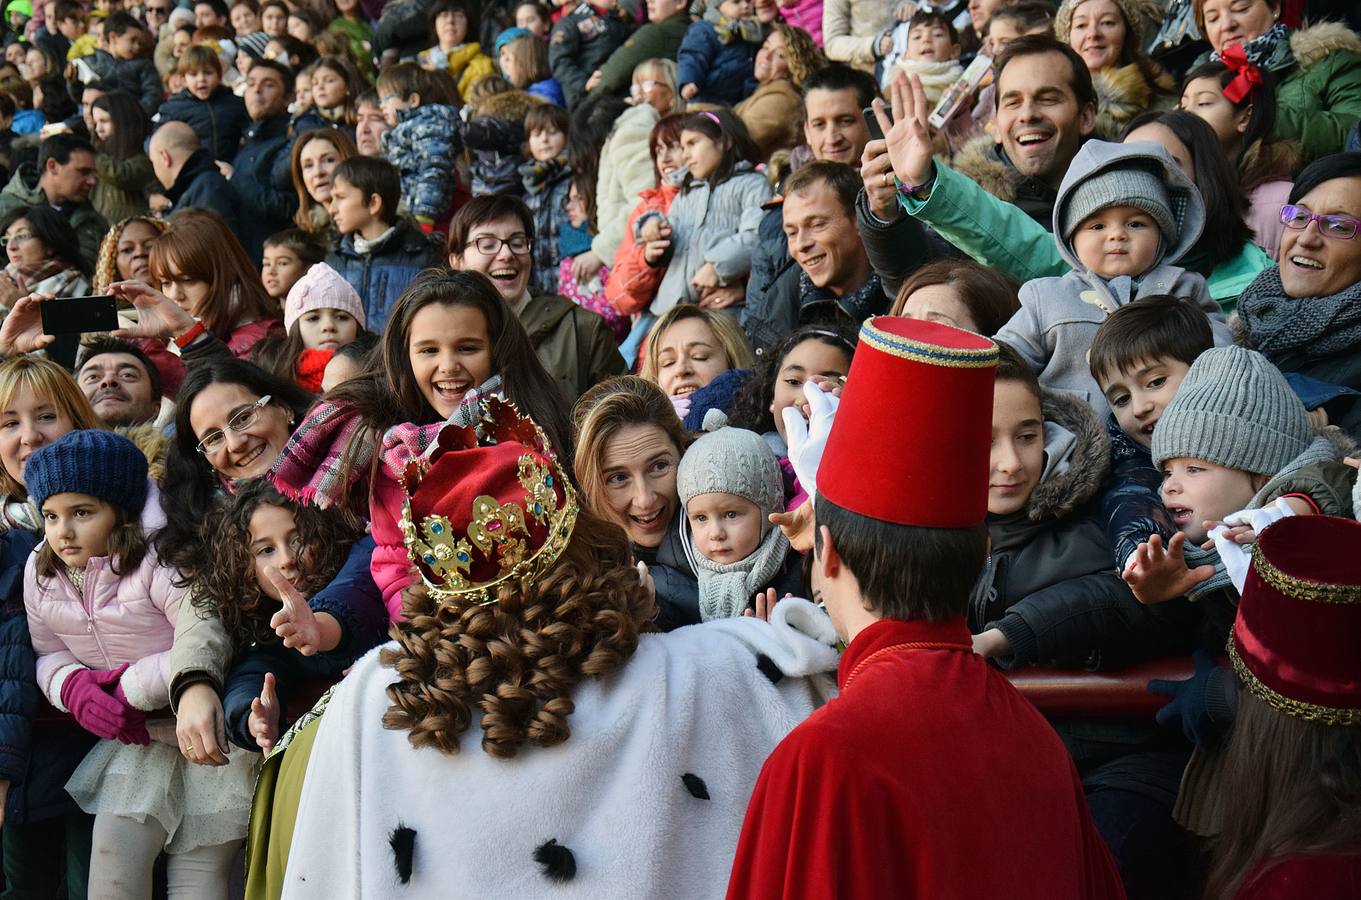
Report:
1025,389,1112,522
473,89,543,123
1091,63,1175,140
112,421,170,483
950,135,1023,203
1290,21,1361,71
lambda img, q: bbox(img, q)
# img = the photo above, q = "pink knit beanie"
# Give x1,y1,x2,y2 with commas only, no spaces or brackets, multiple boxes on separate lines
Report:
284,263,367,334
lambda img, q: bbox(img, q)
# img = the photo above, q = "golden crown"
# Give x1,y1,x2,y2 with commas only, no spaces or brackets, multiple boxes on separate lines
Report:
399,399,578,607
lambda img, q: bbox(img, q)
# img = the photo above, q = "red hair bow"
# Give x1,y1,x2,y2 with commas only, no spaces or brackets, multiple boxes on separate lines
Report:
1220,44,1263,104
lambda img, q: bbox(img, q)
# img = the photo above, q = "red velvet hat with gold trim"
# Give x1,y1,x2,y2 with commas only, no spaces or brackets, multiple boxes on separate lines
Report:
1230,515,1361,725
399,397,578,607
818,317,998,528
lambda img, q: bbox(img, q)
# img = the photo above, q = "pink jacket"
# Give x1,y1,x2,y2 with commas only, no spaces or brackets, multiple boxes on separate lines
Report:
778,0,824,45
24,547,185,714
370,466,415,623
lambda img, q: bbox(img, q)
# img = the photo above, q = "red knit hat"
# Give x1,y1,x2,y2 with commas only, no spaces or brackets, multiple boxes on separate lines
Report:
1230,515,1361,725
818,317,998,528
400,397,577,606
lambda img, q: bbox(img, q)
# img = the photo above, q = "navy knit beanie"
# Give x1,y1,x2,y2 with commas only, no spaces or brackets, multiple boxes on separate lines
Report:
25,430,149,515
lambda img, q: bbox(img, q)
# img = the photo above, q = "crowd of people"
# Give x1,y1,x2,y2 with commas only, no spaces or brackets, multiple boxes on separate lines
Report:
0,0,1358,897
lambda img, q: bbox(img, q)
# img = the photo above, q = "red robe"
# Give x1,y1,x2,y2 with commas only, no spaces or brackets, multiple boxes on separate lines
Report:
1235,853,1361,899
726,616,1126,900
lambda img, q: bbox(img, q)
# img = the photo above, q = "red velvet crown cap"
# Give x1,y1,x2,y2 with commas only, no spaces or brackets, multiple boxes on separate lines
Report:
1231,515,1361,724
818,317,998,528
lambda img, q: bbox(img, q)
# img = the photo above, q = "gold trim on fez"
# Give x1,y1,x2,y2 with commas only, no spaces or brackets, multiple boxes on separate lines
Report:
1229,639,1361,726
1250,541,1361,605
859,320,999,369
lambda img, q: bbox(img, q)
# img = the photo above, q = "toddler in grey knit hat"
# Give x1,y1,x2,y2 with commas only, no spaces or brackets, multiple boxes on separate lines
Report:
677,414,792,621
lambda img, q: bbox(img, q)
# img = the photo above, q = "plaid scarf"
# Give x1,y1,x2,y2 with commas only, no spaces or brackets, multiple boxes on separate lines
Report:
8,258,67,292
519,152,569,194
269,376,505,510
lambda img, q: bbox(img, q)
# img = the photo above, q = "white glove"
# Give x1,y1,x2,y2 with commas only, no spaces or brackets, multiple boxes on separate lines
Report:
1210,498,1298,593
781,381,839,501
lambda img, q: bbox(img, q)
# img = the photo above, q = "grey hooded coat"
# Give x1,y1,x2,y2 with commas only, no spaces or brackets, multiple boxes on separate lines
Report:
994,141,1231,414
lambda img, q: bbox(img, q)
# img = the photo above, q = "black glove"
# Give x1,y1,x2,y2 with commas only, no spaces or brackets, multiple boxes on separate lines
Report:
1148,649,1238,748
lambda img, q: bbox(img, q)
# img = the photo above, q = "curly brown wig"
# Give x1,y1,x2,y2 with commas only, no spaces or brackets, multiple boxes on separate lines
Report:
192,479,362,649
381,510,657,759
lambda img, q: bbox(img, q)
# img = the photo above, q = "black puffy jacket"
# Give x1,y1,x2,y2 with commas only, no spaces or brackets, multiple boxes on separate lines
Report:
973,391,1191,671
230,115,297,264
157,86,250,162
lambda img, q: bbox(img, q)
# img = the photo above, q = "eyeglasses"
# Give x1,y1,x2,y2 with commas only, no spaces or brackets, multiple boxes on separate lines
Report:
469,234,531,256
629,80,658,97
0,232,32,250
1280,204,1361,241
195,395,273,456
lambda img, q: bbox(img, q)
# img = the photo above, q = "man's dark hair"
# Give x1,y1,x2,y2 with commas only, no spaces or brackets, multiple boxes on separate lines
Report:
801,62,879,110
248,56,295,94
104,11,145,36
815,495,989,622
993,35,1096,112
1087,294,1215,387
332,155,400,225
38,132,95,171
908,10,959,45
195,0,230,21
986,1,1055,37
1289,151,1361,205
782,160,862,219
77,336,163,401
53,0,83,23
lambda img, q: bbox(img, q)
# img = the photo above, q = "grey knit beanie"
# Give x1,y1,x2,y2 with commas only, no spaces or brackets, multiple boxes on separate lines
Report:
1152,346,1312,475
678,416,783,518
1060,165,1177,243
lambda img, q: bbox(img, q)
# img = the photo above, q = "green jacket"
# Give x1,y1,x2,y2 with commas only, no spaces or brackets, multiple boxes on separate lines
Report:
899,160,1271,307
591,13,691,98
518,292,627,404
93,152,154,225
0,164,110,273
1272,22,1361,166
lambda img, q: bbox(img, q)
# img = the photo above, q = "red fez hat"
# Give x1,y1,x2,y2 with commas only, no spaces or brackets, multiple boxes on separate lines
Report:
400,397,577,606
818,317,998,527
1230,515,1361,725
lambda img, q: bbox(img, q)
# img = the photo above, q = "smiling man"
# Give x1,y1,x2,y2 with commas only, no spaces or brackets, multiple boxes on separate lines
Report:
76,338,165,428
744,162,883,349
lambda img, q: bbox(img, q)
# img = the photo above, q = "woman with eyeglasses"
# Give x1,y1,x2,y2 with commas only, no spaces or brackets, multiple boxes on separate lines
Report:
445,195,625,404
0,206,90,312
1237,151,1361,440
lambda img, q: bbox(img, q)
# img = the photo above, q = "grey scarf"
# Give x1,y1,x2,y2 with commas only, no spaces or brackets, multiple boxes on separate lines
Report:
695,525,790,621
1236,265,1361,366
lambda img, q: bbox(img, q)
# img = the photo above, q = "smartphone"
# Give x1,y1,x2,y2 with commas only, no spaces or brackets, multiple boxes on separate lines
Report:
40,296,119,336
862,106,885,143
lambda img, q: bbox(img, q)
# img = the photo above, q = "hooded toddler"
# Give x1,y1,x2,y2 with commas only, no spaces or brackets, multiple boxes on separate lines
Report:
678,415,791,621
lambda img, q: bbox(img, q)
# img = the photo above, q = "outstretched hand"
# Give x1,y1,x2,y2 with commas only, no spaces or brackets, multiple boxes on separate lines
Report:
0,293,57,355
1122,533,1216,604
872,71,936,191
267,567,334,656
770,499,814,553
248,672,281,753
109,280,196,341
744,588,791,622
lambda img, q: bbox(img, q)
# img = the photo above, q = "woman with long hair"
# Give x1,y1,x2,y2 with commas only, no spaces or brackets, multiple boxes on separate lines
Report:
89,90,155,223
1180,60,1299,255
270,268,574,621
1055,0,1176,138
250,393,837,898
735,24,826,162
1199,515,1361,899
147,208,283,358
289,127,357,237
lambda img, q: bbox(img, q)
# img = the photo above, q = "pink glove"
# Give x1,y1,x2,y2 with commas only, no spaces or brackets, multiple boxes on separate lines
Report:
60,664,142,741
112,682,151,746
